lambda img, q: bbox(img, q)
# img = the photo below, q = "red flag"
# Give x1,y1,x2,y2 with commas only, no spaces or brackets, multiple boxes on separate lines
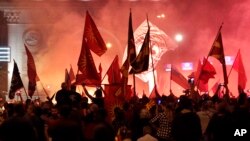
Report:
171,66,189,89
77,38,101,86
211,80,220,94
9,60,24,99
197,80,208,92
149,85,160,99
106,55,122,84
195,57,216,85
84,11,107,56
120,60,129,84
98,63,102,80
232,50,247,90
24,45,39,98
69,65,75,82
104,84,131,122
129,26,150,74
208,30,228,84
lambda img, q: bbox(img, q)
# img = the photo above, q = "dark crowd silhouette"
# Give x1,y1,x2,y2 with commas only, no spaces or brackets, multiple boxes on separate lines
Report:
0,82,249,141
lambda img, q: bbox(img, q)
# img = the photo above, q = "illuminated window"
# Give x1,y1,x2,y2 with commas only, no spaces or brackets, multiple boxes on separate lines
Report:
181,62,193,71
0,47,10,62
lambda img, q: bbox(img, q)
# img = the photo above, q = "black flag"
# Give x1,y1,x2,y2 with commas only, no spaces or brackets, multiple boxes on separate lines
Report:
9,60,24,99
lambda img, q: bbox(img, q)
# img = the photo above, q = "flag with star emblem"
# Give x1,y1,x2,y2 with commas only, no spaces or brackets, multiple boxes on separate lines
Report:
77,38,101,86
83,11,107,56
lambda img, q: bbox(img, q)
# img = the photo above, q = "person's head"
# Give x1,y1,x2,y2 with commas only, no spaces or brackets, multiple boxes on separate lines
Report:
95,88,102,98
178,95,193,110
61,82,67,90
238,91,247,105
215,100,229,114
93,123,116,141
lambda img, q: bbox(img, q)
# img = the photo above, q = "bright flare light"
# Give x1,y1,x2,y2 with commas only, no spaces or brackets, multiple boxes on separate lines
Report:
157,13,165,19
175,34,183,42
106,42,112,48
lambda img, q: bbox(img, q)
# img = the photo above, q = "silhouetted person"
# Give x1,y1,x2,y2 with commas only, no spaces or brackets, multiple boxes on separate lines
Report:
69,85,82,109
137,126,158,141
55,82,70,107
93,122,116,141
0,103,38,141
83,86,104,108
205,100,234,141
172,95,202,141
47,104,84,141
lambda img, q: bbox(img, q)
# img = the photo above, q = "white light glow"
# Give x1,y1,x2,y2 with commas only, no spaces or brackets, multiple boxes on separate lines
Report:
181,62,193,71
175,34,183,42
165,64,172,72
157,14,165,19
106,42,112,48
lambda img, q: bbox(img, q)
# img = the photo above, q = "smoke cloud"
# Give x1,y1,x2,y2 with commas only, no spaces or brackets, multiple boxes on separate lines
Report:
8,0,250,97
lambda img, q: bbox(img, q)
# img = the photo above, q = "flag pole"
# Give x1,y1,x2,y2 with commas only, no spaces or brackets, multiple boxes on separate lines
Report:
133,74,136,96
39,81,50,98
207,23,224,58
147,15,157,95
170,64,172,91
36,89,40,99
197,23,224,89
22,84,29,99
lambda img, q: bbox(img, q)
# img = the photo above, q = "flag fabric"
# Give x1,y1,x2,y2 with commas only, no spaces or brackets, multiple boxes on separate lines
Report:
106,55,122,84
69,65,75,82
127,11,137,65
83,11,107,56
208,31,225,64
120,11,137,95
129,26,150,74
208,30,228,84
98,63,102,80
197,80,208,92
120,60,129,84
149,85,160,99
211,80,220,94
232,50,247,90
104,84,131,122
65,69,71,90
171,66,189,89
196,57,216,83
24,45,39,98
9,61,24,99
121,11,136,78
77,38,101,86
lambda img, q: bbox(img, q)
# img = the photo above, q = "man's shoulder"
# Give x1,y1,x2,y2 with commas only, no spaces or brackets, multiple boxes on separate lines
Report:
137,134,158,141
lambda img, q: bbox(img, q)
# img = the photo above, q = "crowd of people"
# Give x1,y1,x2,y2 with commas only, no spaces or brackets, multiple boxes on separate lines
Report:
0,82,249,141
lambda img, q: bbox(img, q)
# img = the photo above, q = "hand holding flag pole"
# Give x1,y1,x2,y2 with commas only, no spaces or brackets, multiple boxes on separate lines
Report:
207,22,230,97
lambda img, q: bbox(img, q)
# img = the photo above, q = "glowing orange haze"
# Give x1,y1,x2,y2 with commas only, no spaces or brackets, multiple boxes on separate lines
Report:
11,0,249,98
